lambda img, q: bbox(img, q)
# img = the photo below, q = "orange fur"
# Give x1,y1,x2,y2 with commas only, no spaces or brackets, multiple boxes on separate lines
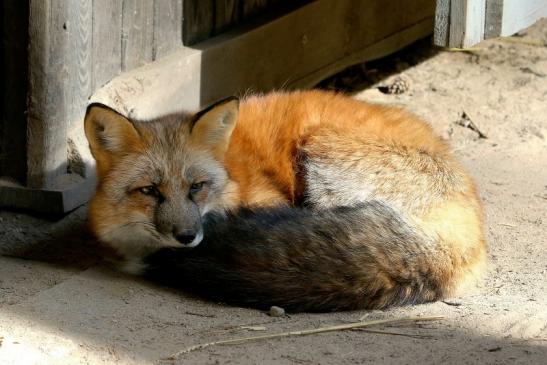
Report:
226,91,450,204
225,91,486,295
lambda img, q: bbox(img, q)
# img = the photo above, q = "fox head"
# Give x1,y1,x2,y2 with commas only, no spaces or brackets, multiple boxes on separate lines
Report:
84,97,240,271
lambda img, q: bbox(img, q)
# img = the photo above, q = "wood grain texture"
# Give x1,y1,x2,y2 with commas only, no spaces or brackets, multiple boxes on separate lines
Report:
18,0,434,202
214,0,239,34
438,0,546,46
182,0,302,46
484,0,503,38
449,0,467,47
92,0,122,89
5,0,190,209
22,0,186,191
294,17,434,88
434,0,451,46
27,0,69,188
66,1,92,130
198,0,435,104
182,0,214,46
91,0,435,118
121,0,154,71
153,0,183,59
436,0,486,48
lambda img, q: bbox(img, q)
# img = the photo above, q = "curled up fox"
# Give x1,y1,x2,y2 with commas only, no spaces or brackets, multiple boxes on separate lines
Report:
84,90,486,312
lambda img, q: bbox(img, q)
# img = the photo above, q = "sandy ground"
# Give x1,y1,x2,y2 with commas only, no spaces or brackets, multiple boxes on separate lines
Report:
1,18,546,365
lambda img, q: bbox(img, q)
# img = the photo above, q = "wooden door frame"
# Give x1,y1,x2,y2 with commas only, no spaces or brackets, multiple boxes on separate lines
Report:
434,0,547,48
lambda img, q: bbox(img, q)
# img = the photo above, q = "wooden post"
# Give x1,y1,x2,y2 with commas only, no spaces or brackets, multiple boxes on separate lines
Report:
484,0,503,38
434,0,451,46
121,0,154,71
153,0,183,59
27,1,69,188
1,0,95,213
435,0,486,48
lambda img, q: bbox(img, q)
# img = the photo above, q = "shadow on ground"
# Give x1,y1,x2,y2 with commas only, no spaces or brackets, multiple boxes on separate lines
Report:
1,261,546,365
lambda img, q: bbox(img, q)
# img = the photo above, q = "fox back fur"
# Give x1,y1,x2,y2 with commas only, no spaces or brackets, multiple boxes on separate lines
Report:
84,90,486,312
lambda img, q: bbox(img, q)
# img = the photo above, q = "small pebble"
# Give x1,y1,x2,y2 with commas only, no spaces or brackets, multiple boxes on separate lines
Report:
268,306,285,317
442,300,463,307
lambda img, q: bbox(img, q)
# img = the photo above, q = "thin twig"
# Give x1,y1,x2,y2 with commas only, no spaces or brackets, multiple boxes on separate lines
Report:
184,311,216,318
499,223,517,228
350,328,434,339
198,320,279,335
501,37,546,47
164,316,444,359
440,46,482,55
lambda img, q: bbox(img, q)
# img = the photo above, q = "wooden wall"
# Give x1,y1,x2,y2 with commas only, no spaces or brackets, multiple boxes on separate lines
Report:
1,0,190,212
182,0,310,45
11,0,311,190
2,0,436,213
92,0,435,120
25,0,185,189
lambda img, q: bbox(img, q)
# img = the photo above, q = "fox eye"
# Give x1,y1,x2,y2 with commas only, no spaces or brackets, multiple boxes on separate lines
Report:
189,181,205,195
138,186,161,198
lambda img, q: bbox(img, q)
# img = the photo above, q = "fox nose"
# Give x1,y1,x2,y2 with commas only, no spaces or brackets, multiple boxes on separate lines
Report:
175,231,196,244
173,229,203,247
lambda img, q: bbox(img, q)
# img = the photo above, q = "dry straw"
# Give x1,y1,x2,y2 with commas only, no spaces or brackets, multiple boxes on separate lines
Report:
164,315,444,359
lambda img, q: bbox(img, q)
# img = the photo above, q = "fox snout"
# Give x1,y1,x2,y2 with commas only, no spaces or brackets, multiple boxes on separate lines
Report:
162,215,204,248
172,227,204,247
155,198,204,248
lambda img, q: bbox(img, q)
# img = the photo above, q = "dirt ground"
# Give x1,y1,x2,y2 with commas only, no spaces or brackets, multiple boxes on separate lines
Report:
1,18,546,365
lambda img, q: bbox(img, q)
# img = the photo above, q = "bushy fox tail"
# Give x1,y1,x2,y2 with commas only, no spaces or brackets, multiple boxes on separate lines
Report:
143,201,454,312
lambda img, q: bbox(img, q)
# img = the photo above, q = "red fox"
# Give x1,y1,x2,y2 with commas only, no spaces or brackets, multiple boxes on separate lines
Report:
84,90,486,312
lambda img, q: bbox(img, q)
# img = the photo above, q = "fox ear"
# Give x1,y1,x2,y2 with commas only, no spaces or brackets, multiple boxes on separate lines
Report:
189,97,239,159
84,104,142,173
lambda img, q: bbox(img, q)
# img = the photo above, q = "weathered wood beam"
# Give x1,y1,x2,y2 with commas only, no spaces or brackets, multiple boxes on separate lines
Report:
153,0,183,59
27,1,70,189
434,0,486,48
4,0,435,214
92,0,122,89
92,0,435,119
0,177,95,215
484,0,503,38
182,0,309,46
121,0,154,71
3,1,95,214
434,0,451,46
